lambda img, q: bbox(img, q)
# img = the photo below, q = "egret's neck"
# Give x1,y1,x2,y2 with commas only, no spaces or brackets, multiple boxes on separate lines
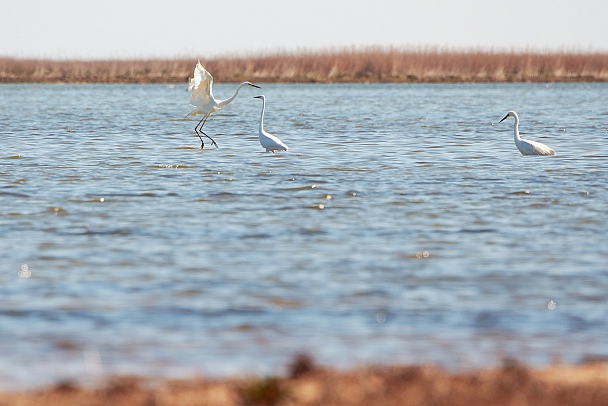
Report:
258,98,266,133
512,115,522,141
219,82,250,108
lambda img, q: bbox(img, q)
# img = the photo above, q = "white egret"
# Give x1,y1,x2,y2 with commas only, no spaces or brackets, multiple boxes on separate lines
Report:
498,111,556,156
253,95,288,153
187,61,260,149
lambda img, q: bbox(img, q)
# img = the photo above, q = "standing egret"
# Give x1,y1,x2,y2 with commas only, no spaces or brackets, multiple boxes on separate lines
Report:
498,111,556,156
187,61,261,149
253,95,289,153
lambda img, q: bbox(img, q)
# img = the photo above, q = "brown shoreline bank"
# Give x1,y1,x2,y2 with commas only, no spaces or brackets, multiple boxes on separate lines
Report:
2,359,608,406
2,49,608,84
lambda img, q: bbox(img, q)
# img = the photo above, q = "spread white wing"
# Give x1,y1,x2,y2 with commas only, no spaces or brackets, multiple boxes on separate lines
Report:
189,61,214,113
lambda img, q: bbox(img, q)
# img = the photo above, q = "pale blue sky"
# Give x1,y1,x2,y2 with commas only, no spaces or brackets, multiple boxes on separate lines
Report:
2,0,607,59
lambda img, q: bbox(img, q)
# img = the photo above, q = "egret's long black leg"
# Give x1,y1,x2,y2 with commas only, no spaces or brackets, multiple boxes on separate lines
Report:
194,116,218,149
194,116,206,149
196,132,205,149
194,116,207,134
200,130,218,148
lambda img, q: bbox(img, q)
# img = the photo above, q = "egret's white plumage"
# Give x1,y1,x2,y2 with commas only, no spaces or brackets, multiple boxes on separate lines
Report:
498,111,556,156
187,61,260,149
253,95,288,153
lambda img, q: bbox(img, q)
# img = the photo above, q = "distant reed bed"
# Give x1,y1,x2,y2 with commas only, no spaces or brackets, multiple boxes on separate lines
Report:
2,47,608,83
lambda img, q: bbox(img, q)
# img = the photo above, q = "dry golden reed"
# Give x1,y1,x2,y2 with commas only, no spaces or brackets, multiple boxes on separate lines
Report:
1,46,608,83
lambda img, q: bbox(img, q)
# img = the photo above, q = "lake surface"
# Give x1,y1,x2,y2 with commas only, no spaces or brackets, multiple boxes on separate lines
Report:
1,83,607,389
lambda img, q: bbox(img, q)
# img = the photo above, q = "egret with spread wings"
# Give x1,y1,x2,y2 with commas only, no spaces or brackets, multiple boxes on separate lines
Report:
187,61,260,149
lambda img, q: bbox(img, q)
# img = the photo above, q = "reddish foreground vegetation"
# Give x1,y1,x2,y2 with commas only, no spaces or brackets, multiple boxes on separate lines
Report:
1,47,608,83
1,357,607,406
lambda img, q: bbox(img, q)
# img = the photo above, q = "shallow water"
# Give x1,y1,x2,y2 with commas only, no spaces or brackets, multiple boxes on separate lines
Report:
1,83,607,389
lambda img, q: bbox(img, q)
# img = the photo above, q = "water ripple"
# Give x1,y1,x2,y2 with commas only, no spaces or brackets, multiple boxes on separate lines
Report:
0,83,607,389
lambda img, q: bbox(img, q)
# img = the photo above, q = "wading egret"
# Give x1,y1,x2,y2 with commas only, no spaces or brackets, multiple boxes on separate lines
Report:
187,61,260,149
498,111,556,156
253,95,288,153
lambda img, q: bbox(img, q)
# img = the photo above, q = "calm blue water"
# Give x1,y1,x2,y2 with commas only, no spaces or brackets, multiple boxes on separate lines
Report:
1,83,607,389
